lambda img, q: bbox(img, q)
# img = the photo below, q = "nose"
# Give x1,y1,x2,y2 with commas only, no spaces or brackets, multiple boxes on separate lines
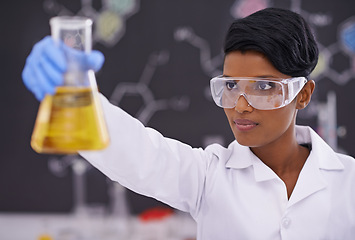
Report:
234,94,253,113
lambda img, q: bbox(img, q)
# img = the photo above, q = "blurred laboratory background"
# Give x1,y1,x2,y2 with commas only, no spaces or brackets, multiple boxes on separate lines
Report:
1,0,355,239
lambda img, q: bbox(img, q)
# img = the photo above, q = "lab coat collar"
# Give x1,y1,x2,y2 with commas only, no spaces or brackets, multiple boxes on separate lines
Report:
225,141,280,182
225,125,345,206
295,125,344,170
225,125,344,177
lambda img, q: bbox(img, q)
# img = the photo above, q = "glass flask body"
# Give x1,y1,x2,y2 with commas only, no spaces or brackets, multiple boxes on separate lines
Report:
31,17,109,154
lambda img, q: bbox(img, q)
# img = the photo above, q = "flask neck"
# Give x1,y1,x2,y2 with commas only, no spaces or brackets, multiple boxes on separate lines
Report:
64,70,97,89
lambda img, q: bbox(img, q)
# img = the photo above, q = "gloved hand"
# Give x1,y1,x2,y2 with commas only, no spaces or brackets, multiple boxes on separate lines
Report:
22,36,105,101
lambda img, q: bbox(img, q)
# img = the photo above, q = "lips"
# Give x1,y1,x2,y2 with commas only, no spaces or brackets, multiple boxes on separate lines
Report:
234,119,258,131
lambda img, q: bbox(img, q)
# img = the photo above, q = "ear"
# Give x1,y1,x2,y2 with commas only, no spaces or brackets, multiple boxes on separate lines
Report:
296,80,315,109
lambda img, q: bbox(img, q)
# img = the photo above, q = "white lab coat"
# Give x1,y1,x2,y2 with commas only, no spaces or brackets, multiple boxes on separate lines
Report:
80,96,355,240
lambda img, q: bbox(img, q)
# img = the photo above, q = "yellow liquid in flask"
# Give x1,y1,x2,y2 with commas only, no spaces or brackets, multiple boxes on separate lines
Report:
31,87,109,154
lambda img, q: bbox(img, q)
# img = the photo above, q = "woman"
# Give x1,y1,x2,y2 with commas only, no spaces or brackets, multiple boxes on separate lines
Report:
23,8,355,239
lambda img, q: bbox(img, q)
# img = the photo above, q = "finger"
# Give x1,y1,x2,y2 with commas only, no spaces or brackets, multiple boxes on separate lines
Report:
33,86,45,101
87,50,105,72
22,36,51,90
43,37,67,73
40,53,64,86
30,36,52,62
58,43,104,72
33,61,57,97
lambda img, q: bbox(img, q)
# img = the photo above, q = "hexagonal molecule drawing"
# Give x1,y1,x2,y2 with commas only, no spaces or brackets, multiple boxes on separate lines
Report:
110,50,190,125
311,16,355,86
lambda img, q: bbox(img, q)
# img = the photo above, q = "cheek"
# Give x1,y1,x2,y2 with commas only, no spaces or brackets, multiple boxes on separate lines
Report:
224,108,234,123
224,109,232,127
259,106,297,140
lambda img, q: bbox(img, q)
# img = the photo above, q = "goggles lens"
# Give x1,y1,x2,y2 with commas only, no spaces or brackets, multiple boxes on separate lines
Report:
210,76,307,110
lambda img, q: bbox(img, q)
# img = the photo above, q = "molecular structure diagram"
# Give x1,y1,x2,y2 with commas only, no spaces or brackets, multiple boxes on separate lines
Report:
109,50,190,125
174,27,224,78
240,0,355,85
43,0,140,47
175,0,335,79
311,16,355,85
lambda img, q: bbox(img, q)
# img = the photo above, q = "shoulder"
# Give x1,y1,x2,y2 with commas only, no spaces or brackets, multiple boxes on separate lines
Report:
335,152,355,171
297,125,353,170
319,147,355,185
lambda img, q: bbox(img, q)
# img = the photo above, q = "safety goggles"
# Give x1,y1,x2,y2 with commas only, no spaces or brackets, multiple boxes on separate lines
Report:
210,76,307,110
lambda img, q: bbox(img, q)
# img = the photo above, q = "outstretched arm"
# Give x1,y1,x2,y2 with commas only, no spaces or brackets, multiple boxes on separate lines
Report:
80,95,212,216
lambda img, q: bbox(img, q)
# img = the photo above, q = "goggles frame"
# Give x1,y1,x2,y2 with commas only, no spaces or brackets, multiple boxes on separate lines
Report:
210,75,307,110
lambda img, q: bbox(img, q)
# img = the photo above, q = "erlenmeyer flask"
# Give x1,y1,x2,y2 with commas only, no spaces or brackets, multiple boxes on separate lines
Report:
31,16,110,154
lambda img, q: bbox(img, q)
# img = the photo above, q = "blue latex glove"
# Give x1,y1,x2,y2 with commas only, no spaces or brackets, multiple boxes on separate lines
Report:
22,36,105,101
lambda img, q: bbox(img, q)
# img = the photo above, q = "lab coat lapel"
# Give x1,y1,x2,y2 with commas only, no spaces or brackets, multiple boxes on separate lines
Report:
287,150,327,207
287,126,344,207
252,155,280,182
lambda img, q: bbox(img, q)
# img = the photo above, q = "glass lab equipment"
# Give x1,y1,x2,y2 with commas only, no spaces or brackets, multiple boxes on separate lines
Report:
31,16,109,154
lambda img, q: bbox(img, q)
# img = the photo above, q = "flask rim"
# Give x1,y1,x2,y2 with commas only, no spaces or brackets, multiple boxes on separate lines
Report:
50,16,93,30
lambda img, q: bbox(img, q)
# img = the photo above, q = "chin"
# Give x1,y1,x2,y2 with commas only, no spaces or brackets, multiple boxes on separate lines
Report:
234,135,255,147
233,132,266,148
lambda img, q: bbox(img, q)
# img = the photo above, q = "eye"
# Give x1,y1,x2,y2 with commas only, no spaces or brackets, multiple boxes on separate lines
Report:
256,81,275,90
226,81,237,90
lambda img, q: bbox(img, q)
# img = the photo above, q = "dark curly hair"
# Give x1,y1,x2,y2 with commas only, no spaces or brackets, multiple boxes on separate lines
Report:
224,8,319,78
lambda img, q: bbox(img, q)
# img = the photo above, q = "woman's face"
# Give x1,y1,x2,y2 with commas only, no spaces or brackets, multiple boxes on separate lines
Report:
223,50,298,148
